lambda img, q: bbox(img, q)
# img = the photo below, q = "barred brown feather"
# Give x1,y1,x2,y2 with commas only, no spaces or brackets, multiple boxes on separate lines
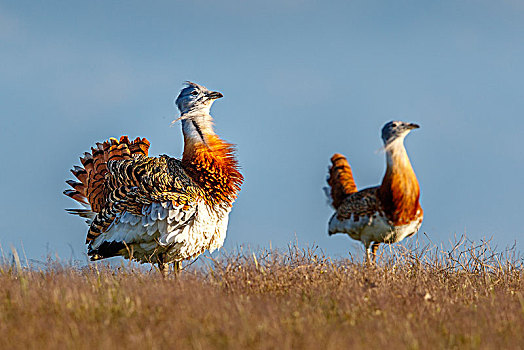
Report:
327,153,358,209
64,136,159,241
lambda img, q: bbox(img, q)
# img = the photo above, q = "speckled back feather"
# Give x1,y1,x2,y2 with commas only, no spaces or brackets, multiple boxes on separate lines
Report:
335,187,381,221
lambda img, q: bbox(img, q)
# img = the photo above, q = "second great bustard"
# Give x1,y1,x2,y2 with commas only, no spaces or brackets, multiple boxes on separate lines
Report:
326,121,423,263
64,82,243,274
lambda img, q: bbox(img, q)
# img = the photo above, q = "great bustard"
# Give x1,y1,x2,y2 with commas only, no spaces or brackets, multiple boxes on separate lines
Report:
64,82,243,275
326,121,423,263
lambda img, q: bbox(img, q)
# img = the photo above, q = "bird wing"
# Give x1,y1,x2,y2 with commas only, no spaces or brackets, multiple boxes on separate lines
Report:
335,187,382,221
64,137,204,260
329,187,384,237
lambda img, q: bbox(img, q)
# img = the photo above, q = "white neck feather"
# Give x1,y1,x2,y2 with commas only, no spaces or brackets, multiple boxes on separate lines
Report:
385,136,409,167
181,113,216,144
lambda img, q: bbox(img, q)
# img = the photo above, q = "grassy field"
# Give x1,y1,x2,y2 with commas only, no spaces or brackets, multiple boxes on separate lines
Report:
0,239,523,350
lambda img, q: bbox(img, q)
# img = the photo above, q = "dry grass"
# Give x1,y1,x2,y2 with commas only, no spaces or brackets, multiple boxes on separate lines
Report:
1,238,523,350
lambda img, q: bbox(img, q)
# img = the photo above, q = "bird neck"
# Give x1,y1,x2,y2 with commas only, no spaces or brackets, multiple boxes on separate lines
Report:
180,114,216,145
379,138,421,225
182,124,243,207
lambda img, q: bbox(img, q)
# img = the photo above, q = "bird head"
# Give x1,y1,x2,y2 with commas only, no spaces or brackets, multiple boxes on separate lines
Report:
381,120,419,146
174,81,223,116
173,82,224,145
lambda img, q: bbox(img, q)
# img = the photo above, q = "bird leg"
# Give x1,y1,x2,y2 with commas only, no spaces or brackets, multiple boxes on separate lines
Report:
365,242,380,265
173,260,182,274
158,262,169,278
370,242,380,263
364,242,372,265
158,253,169,278
157,255,183,278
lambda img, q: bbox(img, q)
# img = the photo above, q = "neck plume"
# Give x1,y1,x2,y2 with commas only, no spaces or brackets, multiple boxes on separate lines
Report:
181,118,243,206
379,138,421,225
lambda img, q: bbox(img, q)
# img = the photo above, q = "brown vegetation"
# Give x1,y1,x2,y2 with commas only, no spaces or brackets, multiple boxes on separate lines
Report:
0,239,523,349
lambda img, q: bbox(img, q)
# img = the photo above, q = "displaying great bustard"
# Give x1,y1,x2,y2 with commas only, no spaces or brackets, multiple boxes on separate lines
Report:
326,121,423,263
64,82,243,275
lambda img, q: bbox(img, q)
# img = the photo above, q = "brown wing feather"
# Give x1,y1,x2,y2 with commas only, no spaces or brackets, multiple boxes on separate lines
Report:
65,135,201,243
336,187,381,221
65,136,151,209
86,155,201,242
128,137,150,157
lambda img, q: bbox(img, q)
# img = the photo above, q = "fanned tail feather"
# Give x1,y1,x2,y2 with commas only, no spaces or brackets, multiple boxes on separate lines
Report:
66,208,96,225
64,136,151,241
327,153,358,209
63,189,88,205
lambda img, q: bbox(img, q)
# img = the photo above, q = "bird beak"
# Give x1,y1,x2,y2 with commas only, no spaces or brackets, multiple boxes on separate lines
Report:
207,91,223,100
407,123,420,130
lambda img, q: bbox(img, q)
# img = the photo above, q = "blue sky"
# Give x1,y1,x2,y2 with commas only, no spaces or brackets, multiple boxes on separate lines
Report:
1,0,523,262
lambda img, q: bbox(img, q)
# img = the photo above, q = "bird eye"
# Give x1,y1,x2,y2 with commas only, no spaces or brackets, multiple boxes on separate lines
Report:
391,123,397,127
191,91,198,96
